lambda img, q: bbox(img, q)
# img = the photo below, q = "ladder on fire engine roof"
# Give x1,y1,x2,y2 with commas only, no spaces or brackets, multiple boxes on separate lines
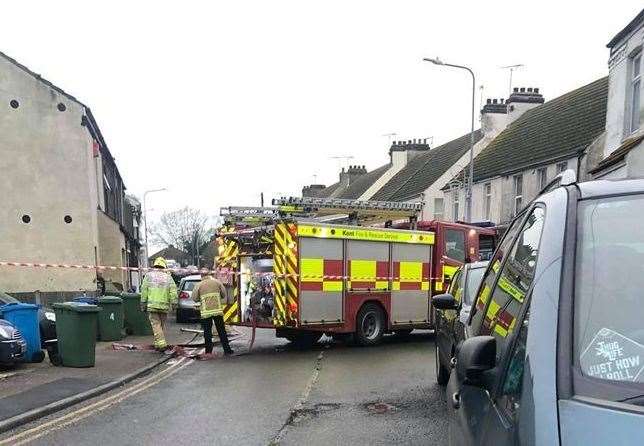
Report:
221,197,423,227
272,196,423,226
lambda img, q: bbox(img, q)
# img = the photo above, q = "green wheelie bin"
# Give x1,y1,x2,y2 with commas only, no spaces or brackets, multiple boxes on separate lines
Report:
53,302,100,367
120,293,153,335
97,296,124,341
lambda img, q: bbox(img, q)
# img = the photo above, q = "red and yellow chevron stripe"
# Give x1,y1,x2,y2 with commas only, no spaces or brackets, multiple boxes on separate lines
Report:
273,223,299,326
217,239,240,324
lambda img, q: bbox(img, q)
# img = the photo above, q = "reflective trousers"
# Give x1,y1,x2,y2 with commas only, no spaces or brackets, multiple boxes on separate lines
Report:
148,311,168,349
201,314,232,354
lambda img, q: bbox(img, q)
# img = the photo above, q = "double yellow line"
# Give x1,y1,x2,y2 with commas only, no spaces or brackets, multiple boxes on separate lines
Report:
0,355,195,445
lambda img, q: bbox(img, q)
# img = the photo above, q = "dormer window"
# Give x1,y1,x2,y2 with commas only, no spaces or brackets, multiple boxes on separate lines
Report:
629,52,641,134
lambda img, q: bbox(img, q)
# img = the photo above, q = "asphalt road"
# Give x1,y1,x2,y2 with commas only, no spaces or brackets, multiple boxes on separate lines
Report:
4,329,448,445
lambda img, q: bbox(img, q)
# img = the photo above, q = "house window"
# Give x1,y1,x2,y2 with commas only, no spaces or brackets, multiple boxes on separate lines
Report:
484,183,492,220
629,52,641,134
513,174,523,215
453,192,460,221
434,197,444,220
537,167,548,190
556,162,567,174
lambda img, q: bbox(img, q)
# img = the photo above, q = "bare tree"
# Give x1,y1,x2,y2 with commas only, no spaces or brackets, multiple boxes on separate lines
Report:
150,207,213,266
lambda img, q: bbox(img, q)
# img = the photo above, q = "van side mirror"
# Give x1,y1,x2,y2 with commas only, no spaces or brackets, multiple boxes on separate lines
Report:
432,293,458,310
456,336,496,386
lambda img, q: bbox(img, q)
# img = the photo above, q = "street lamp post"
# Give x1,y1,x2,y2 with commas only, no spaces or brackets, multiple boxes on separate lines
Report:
423,57,476,223
142,188,167,267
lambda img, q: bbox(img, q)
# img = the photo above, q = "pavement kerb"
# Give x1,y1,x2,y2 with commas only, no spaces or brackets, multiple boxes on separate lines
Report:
0,354,174,434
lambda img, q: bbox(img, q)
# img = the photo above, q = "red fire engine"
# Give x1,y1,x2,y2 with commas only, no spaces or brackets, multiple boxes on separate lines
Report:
215,197,495,346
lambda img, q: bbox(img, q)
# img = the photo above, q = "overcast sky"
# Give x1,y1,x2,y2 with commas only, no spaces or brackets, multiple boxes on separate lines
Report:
2,1,642,226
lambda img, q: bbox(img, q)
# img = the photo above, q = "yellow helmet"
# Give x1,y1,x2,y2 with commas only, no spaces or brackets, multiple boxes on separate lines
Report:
153,257,167,269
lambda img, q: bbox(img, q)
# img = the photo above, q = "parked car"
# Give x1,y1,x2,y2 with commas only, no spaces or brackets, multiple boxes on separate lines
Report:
437,172,644,445
0,318,26,366
176,274,201,323
0,292,56,346
433,261,488,385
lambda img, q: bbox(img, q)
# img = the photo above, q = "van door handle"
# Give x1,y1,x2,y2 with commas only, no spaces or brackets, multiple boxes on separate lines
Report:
451,392,460,409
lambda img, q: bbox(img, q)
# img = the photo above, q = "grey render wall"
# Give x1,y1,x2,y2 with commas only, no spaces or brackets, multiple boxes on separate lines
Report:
604,23,644,160
598,20,644,179
445,156,578,224
0,56,100,293
97,210,127,289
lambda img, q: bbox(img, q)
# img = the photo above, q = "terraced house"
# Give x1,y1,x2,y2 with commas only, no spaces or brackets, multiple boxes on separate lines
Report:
590,9,644,179
301,87,547,222
443,77,608,225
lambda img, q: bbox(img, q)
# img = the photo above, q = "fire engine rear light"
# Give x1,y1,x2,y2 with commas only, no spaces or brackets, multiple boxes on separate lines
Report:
179,291,190,300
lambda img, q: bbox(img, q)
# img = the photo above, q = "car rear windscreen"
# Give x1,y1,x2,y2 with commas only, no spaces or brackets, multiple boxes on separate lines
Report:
182,280,199,291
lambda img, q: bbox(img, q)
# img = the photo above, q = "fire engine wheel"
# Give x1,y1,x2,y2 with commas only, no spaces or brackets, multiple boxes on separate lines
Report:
355,303,385,346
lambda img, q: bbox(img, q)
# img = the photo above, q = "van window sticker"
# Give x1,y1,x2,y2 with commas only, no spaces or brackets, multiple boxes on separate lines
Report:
580,328,644,382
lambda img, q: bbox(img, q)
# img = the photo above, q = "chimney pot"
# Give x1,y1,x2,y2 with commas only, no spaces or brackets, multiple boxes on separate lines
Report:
513,87,519,93
500,98,504,103
486,98,491,104
408,140,412,144
527,87,533,93
534,87,540,94
520,87,525,93
492,99,497,104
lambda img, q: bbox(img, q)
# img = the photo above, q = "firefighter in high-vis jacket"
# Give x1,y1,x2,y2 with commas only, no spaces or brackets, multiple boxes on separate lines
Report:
140,257,178,352
192,269,234,357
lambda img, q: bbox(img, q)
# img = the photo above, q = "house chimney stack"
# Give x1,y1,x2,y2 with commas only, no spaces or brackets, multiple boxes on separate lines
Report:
506,86,545,124
389,137,431,168
481,97,509,138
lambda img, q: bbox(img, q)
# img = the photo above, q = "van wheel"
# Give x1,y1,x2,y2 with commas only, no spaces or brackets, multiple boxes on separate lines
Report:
355,303,385,346
435,342,449,385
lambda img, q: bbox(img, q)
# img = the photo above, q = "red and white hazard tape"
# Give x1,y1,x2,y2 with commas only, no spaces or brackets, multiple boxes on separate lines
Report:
0,261,438,281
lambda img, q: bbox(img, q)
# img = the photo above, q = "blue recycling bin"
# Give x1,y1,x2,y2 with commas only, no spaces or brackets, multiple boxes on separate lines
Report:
73,296,99,305
0,303,43,362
